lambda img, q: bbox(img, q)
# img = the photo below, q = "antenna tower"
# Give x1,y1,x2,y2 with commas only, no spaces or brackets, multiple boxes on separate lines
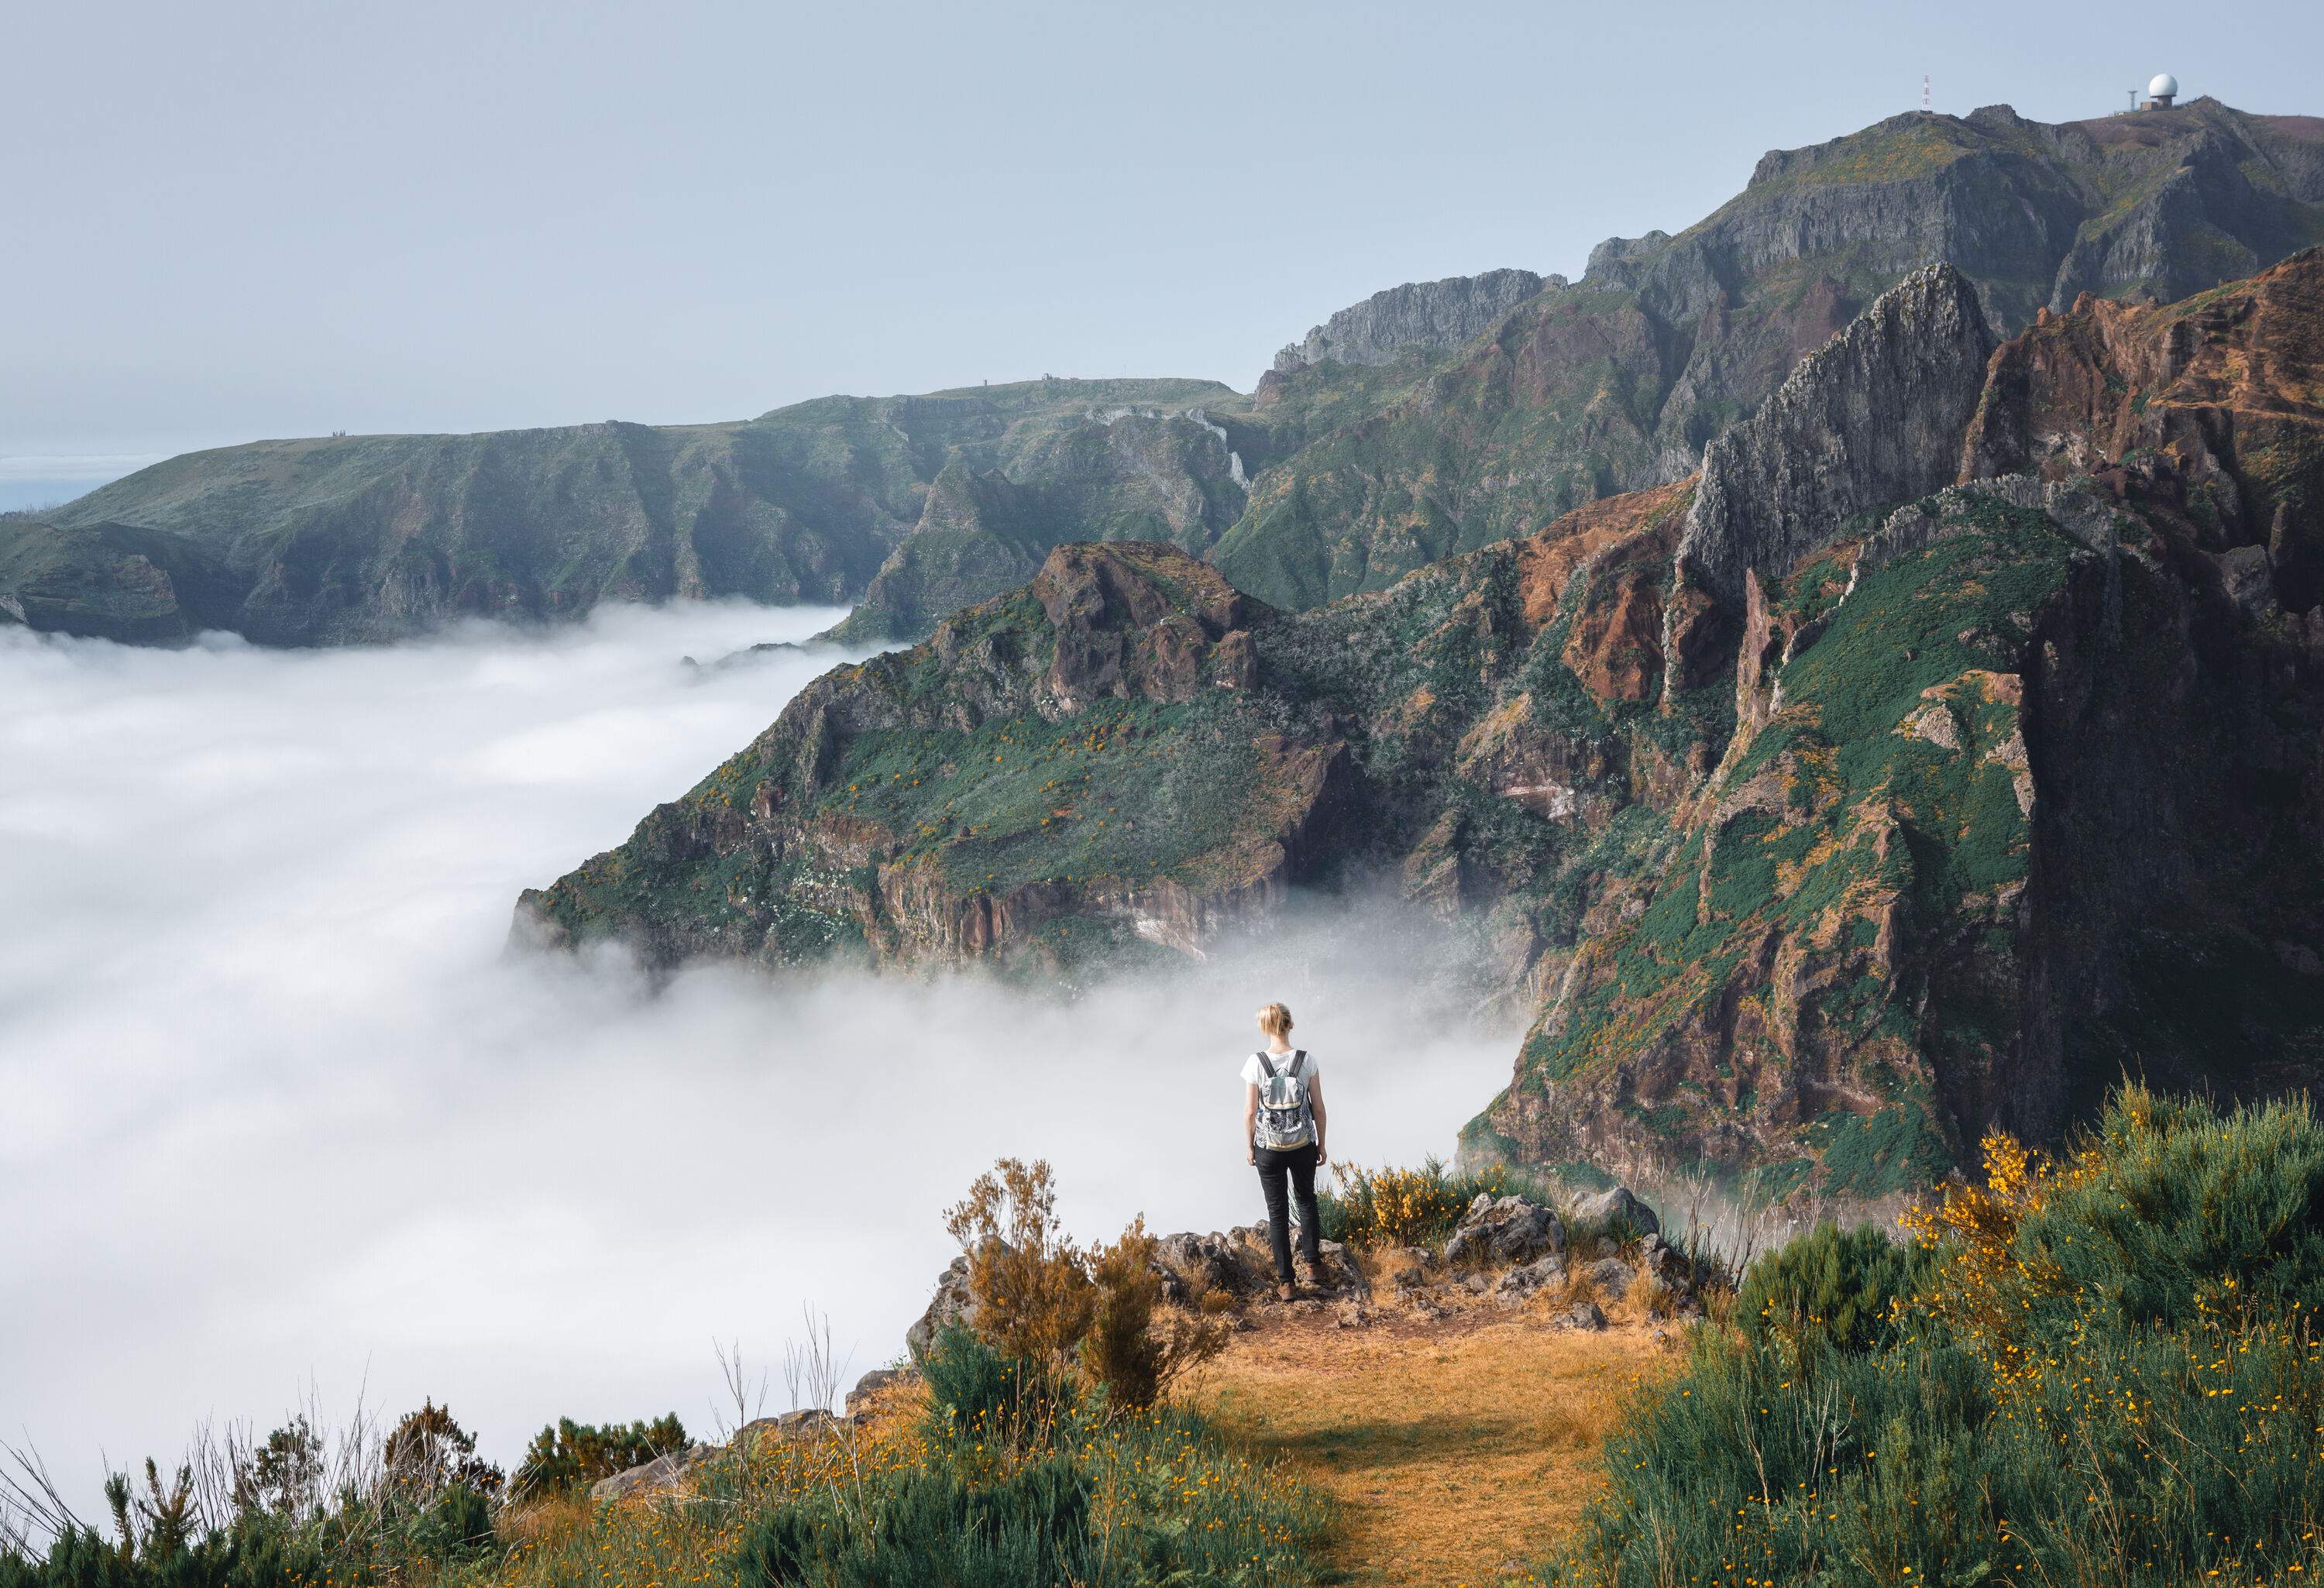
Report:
1922,74,1931,112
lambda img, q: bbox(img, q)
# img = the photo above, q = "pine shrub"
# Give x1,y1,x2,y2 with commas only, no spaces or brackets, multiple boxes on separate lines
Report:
511,1413,686,1497
1735,1220,1925,1355
1552,1086,2324,1588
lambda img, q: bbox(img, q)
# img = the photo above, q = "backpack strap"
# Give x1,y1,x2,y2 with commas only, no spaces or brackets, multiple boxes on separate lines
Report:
1257,1051,1281,1081
1288,1050,1306,1078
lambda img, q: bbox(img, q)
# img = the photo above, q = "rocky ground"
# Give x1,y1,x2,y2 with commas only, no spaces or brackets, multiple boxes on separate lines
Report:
586,1181,1699,1583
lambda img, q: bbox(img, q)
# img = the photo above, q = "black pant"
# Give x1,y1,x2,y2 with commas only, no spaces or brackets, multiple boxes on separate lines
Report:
1254,1143,1321,1282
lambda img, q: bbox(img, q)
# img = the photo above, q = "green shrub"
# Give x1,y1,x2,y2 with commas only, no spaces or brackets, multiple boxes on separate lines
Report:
918,1323,1079,1456
511,1413,686,1497
1552,1088,2324,1588
407,1483,497,1563
724,1387,1325,1588
1735,1220,1926,1355
2019,1087,2324,1329
731,1457,1092,1588
1318,1157,1552,1249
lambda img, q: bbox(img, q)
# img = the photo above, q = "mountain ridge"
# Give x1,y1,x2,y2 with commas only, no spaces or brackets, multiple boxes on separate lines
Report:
515,246,2324,1209
12,101,2319,648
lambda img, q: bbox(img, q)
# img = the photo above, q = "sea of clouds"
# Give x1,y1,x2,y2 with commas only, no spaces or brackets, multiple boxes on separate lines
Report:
0,603,1519,1512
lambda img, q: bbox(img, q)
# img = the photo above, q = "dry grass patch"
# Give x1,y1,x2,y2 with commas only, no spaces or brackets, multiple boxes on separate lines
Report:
1190,1309,1676,1587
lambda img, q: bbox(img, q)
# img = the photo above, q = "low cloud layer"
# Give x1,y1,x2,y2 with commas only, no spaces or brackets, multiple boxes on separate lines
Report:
0,606,1518,1512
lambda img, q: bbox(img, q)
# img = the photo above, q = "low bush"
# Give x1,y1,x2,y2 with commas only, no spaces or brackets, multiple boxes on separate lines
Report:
502,1327,1327,1588
1734,1219,1926,1356
1552,1085,2324,1588
920,1321,1079,1456
1319,1157,1549,1249
731,1456,1093,1588
510,1414,686,1498
941,1160,1226,1415
0,1404,504,1588
737,1326,1325,1588
1079,1218,1229,1411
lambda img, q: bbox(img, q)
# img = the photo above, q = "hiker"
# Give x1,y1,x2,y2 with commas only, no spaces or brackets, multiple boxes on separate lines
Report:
1243,1001,1329,1301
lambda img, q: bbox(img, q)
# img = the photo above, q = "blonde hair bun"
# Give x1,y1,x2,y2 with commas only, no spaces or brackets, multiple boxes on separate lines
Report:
1256,1002,1294,1038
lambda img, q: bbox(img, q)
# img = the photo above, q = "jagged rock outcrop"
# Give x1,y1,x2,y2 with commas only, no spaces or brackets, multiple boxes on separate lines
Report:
1961,244,2324,605
1219,102,2324,612
1271,269,1552,373
513,541,1337,971
1442,1194,1565,1266
1674,265,1999,609
820,407,1254,645
33,378,1257,646
0,516,250,644
1569,1187,1659,1239
522,232,2324,1212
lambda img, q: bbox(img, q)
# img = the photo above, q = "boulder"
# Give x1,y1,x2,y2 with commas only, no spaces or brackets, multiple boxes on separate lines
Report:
1587,1257,1637,1301
1494,1255,1568,1298
738,1408,843,1442
844,1366,920,1418
1569,1185,1659,1239
1377,1246,1436,1290
1635,1233,1687,1282
1560,1301,1609,1332
1154,1230,1264,1298
1247,1226,1370,1296
1445,1194,1566,1266
590,1449,694,1504
904,1253,977,1358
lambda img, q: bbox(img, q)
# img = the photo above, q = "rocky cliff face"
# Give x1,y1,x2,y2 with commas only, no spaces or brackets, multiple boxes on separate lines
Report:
1215,103,2324,614
524,253,2324,1212
28,379,1253,646
1676,264,1998,608
1271,270,1552,373
514,541,1342,970
1961,244,2324,606
818,407,1254,644
0,515,250,644
1473,249,2324,1201
26,105,2319,650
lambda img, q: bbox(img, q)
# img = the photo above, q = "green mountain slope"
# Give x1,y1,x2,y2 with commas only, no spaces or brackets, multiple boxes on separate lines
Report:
1212,101,2324,610
34,378,1253,646
21,101,2322,649
520,250,2324,1207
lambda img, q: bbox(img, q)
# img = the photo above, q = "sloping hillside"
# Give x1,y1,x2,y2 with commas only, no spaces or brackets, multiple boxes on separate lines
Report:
25,379,1257,646
521,251,2324,1203
1214,101,2324,609
17,103,2318,648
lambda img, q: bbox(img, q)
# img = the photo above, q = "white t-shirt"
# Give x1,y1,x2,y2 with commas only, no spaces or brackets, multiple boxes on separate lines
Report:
1241,1049,1320,1089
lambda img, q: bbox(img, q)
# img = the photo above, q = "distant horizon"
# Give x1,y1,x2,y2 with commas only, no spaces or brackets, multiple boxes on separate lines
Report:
11,0,2319,475
12,81,2313,514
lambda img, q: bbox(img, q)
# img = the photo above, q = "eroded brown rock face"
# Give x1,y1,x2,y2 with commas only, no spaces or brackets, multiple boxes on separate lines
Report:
514,541,1342,973
1676,265,2001,610
1031,543,1270,710
1962,245,2324,605
527,260,2324,1212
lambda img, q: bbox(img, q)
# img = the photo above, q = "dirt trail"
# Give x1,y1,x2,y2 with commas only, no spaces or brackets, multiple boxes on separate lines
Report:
1191,1307,1673,1587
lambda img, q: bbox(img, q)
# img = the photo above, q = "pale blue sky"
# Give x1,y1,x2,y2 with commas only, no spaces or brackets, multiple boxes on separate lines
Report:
8,0,2319,497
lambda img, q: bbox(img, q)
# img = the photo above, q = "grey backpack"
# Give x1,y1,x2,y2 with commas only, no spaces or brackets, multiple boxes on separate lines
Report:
1252,1050,1315,1150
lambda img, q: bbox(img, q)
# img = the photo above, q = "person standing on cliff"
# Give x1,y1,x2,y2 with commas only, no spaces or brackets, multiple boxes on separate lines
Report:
1243,1002,1329,1302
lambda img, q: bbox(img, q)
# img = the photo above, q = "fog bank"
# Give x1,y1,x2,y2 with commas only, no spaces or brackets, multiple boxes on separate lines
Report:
0,607,1518,1514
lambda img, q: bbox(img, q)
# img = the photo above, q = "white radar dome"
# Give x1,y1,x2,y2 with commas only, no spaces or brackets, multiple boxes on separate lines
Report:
2149,73,2180,98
